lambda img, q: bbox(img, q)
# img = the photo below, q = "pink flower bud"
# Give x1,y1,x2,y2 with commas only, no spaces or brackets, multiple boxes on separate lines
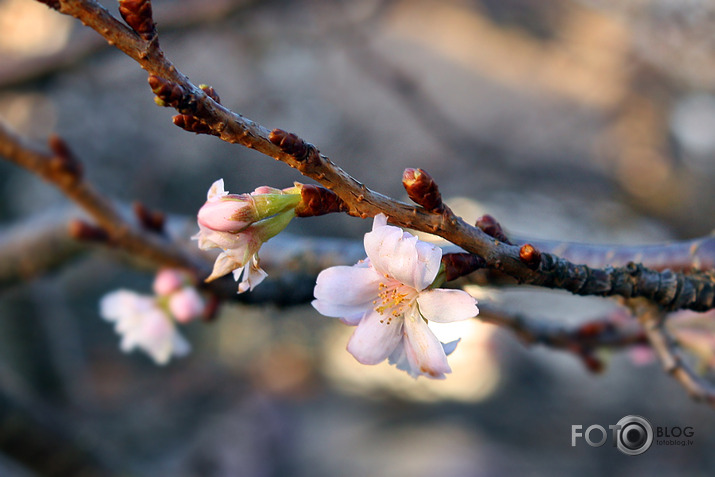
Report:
197,194,258,233
169,287,205,323
153,268,185,296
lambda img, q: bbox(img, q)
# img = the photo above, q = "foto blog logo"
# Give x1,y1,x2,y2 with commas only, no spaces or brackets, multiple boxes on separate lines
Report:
571,415,654,456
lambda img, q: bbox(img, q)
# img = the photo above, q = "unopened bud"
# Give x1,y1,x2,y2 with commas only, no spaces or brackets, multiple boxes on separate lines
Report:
294,184,347,217
118,0,156,40
519,244,541,269
402,168,443,212
476,214,511,244
198,194,260,233
199,84,221,104
153,268,185,296
169,287,205,323
269,129,313,161
441,253,486,282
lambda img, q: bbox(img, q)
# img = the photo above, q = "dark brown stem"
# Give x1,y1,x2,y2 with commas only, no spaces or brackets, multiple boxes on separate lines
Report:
517,236,715,272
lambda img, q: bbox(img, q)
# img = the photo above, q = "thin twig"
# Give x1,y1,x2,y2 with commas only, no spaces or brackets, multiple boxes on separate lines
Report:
640,303,715,405
480,304,647,372
0,119,206,275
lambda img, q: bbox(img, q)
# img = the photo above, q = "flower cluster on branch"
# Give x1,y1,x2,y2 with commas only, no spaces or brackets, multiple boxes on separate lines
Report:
0,0,712,398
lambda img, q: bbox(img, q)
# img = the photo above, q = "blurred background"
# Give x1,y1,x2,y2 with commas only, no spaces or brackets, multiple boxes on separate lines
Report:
1,0,715,475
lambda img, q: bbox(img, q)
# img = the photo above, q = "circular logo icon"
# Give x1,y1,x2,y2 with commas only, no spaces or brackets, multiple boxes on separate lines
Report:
616,415,653,456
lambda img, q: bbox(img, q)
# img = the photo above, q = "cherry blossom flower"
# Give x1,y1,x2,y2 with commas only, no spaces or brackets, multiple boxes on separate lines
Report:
194,179,299,293
100,289,191,365
312,214,479,379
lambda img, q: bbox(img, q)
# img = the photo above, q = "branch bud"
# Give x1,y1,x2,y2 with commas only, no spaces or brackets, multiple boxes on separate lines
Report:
48,134,82,183
441,253,486,282
294,184,348,217
133,201,165,234
402,168,443,212
519,244,541,269
199,84,221,104
148,75,193,111
68,219,109,243
269,129,313,162
476,214,511,244
37,0,60,10
118,0,157,41
578,348,605,374
173,114,215,135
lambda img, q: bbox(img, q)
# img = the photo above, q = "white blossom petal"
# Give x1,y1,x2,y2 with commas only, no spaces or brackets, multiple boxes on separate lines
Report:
207,178,228,201
388,341,412,374
347,308,404,365
101,290,190,365
313,265,382,307
403,307,452,379
364,215,441,290
311,300,367,325
206,251,241,282
235,256,267,293
417,289,479,323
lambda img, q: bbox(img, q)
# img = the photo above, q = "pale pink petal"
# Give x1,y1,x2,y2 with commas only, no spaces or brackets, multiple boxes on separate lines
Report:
206,252,241,282
390,339,457,378
388,341,412,374
119,308,177,365
194,226,250,251
197,195,256,232
416,289,479,323
403,308,451,379
153,268,184,296
252,185,282,195
169,287,205,323
363,217,404,276
311,300,367,324
100,290,152,322
372,213,388,230
313,265,382,307
347,309,404,365
364,217,441,290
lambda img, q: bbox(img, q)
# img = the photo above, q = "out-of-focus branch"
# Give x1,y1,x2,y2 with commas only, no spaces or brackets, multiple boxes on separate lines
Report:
640,303,715,405
0,202,367,304
479,304,647,372
0,209,85,288
0,119,207,277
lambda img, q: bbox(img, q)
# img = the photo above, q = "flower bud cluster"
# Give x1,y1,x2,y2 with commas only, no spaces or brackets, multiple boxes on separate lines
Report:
194,179,300,293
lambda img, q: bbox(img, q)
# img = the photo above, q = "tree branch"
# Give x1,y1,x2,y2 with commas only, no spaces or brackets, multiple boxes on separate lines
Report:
479,304,647,373
0,119,206,275
33,0,715,313
639,303,715,405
